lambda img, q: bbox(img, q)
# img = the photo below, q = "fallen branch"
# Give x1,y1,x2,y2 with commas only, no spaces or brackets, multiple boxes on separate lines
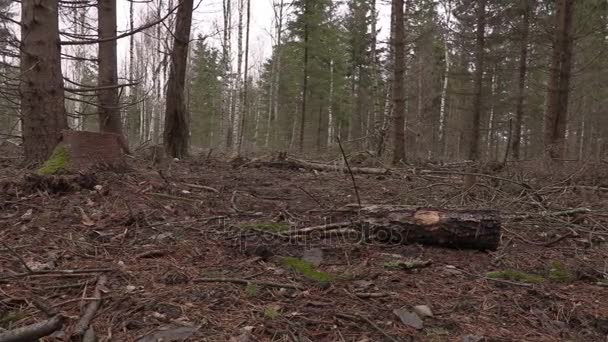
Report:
0,268,114,281
182,183,220,193
337,136,362,207
148,192,200,203
335,313,400,342
506,207,590,221
72,275,108,338
264,155,390,175
0,241,33,274
0,315,64,342
193,277,304,290
289,222,353,235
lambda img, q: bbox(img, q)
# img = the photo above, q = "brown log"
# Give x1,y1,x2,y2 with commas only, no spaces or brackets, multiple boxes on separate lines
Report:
357,205,500,251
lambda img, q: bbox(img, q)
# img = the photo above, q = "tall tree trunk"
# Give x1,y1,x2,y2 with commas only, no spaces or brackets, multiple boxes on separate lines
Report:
299,0,310,153
511,0,531,160
486,66,497,160
391,0,406,165
464,0,486,188
221,0,232,149
20,0,68,163
232,0,244,153
236,0,251,154
370,0,381,152
98,0,128,151
265,0,284,148
163,0,194,159
327,59,335,146
438,0,452,159
544,0,574,161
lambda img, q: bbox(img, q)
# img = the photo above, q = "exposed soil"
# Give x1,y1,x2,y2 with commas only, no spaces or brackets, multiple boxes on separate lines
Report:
1,150,607,341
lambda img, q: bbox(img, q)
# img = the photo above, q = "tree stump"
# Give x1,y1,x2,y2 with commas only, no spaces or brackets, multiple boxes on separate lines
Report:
38,130,126,174
358,205,501,250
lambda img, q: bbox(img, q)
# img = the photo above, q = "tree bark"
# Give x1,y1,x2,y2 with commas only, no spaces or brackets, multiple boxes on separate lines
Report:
236,0,251,154
544,0,574,161
355,205,500,251
163,0,194,158
98,0,127,149
391,0,406,165
20,0,68,163
438,0,452,159
511,0,531,160
299,0,310,153
464,0,486,188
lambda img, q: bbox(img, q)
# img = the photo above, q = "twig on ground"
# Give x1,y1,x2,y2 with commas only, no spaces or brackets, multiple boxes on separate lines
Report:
30,297,58,317
506,207,590,221
230,191,256,214
0,315,64,342
543,231,577,247
148,192,200,203
182,183,220,193
337,137,362,208
72,275,108,338
297,186,326,208
193,277,304,290
289,222,353,235
335,313,400,342
0,241,33,274
456,267,532,287
8,268,114,278
135,250,169,259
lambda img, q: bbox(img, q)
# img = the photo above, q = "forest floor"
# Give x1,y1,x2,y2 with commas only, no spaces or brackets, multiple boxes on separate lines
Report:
1,146,607,342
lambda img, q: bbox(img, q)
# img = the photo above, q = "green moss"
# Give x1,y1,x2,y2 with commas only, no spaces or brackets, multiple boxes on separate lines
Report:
241,222,289,233
281,256,333,284
245,283,259,297
0,311,26,328
263,306,281,320
486,269,544,284
38,145,70,175
548,262,574,283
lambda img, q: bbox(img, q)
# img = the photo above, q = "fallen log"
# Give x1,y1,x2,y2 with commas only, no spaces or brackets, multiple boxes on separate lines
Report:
356,205,501,251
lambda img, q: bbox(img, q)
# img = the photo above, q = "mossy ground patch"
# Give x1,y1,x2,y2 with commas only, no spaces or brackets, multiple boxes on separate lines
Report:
281,256,333,284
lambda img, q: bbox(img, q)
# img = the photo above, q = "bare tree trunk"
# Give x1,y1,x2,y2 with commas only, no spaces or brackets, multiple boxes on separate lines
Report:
544,0,574,161
265,0,284,148
463,0,486,188
221,0,233,149
391,0,406,165
438,0,452,158
163,0,194,159
327,59,335,146
98,0,128,151
236,0,251,154
20,0,68,163
231,0,244,154
511,0,531,160
486,66,497,160
299,0,310,153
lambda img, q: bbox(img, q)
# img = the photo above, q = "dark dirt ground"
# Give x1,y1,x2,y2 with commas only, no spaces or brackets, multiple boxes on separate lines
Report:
1,147,607,342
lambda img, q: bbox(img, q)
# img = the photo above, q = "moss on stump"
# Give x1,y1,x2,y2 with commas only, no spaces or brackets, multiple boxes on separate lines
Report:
38,145,70,175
